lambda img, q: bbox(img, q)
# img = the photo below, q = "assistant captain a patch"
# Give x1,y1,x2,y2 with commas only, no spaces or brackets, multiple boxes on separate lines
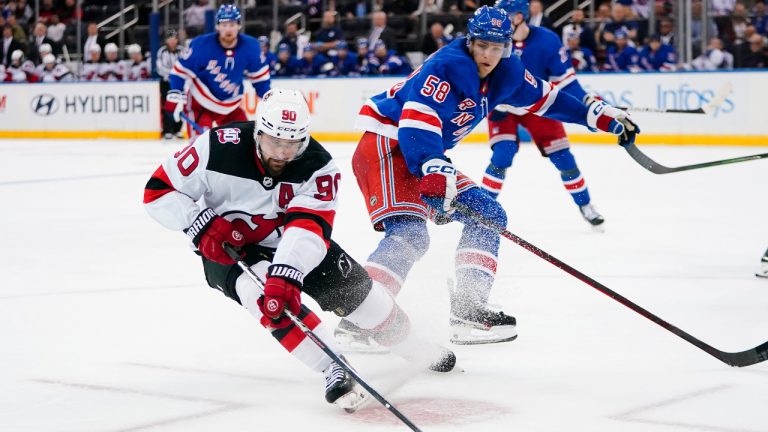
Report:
216,128,241,144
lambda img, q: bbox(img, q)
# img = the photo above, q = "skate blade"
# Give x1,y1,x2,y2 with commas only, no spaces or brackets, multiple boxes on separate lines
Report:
450,325,518,345
589,223,605,233
756,273,768,278
337,388,368,412
335,334,390,355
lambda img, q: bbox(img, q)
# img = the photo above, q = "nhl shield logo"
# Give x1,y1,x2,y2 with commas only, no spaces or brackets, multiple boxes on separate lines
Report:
263,177,273,187
216,128,241,144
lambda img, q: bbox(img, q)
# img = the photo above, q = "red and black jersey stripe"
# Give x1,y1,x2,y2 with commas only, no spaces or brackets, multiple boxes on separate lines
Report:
143,165,175,203
285,206,335,248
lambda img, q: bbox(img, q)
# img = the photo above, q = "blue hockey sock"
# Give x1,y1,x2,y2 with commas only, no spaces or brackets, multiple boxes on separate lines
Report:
366,216,429,296
549,149,591,207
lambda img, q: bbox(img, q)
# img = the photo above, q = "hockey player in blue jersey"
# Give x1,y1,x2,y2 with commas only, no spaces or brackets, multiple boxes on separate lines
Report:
566,30,598,72
484,0,607,228
368,40,413,75
329,40,359,76
166,4,271,141
334,6,638,347
258,36,279,72
639,34,677,71
603,29,642,72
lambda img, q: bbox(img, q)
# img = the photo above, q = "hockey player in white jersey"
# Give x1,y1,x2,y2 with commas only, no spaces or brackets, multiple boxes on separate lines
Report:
4,50,37,82
99,43,123,81
80,44,102,81
37,53,74,82
123,43,150,81
144,89,455,408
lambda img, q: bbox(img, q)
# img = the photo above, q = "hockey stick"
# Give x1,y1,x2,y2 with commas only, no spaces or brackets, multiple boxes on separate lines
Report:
452,202,768,367
619,82,733,115
180,112,205,135
222,244,422,431
622,142,768,174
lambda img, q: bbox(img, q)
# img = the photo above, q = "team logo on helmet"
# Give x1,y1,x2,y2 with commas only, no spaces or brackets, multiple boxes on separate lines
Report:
217,128,241,144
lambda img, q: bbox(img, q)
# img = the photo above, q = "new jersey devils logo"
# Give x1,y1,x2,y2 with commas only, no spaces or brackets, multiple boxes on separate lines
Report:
216,128,241,144
266,299,280,313
226,212,286,245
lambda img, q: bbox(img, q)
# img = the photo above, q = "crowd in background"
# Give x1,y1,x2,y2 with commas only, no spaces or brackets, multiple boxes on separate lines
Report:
1,0,767,83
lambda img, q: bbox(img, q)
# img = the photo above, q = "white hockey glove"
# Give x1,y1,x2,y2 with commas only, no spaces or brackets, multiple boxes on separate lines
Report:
164,90,187,123
419,158,457,214
586,100,640,146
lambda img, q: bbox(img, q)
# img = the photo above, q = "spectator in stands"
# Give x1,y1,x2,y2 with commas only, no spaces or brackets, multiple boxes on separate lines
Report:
314,11,344,54
734,32,767,67
565,30,598,72
421,21,446,56
80,43,102,81
59,0,82,26
123,44,150,81
27,21,57,65
411,0,443,17
46,15,66,44
295,44,333,76
692,0,718,57
273,42,298,77
37,0,57,24
37,53,74,82
344,0,370,18
602,3,639,49
367,11,397,54
691,37,734,69
368,40,412,75
4,49,36,82
355,37,372,75
657,18,675,46
157,29,182,139
628,0,651,19
754,1,768,35
330,39,358,76
11,0,34,28
604,29,641,72
278,22,300,58
5,14,26,43
712,0,736,16
83,22,103,58
258,36,278,72
528,0,553,30
184,0,211,38
2,24,24,66
730,2,751,44
100,42,122,81
593,2,612,50
639,34,677,70
561,9,597,53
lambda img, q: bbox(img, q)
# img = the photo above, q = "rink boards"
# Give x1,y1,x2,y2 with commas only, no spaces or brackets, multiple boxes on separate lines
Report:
0,70,765,145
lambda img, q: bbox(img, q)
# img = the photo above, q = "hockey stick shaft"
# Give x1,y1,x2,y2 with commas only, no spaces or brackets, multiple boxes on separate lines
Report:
620,106,705,114
619,82,733,115
222,245,422,431
180,112,205,134
623,142,768,174
453,202,768,367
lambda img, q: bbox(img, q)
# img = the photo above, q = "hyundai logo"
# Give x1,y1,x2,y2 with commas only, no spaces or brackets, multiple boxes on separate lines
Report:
31,94,58,116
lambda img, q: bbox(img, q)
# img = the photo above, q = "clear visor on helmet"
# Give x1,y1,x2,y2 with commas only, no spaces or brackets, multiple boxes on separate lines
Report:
258,132,304,162
472,38,513,58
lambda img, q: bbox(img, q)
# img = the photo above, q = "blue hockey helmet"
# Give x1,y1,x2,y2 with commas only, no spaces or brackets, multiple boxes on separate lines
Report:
336,40,348,50
257,35,269,47
216,4,241,24
466,6,514,57
494,0,530,20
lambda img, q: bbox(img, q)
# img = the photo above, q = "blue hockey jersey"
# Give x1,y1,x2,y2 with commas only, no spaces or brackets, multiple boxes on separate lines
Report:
510,26,587,102
604,45,642,72
354,38,592,175
639,44,677,71
170,33,270,114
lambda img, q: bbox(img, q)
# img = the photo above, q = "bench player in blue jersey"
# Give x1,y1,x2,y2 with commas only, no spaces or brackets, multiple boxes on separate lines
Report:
333,6,638,347
484,0,608,228
165,4,271,141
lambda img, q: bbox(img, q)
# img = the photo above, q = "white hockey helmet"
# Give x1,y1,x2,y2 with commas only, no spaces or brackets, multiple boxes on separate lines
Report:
89,43,102,53
39,43,52,54
255,88,311,159
104,43,118,54
127,43,141,55
11,49,24,62
42,53,56,64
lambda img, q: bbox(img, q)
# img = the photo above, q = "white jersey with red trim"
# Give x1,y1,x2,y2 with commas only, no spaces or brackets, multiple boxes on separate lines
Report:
80,60,102,81
169,32,270,115
122,59,150,81
143,121,339,274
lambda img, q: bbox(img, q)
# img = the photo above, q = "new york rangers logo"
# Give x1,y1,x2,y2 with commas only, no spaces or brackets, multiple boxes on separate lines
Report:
216,128,241,144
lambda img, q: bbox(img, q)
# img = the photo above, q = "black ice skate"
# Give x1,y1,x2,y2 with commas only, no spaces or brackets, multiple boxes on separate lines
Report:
323,357,363,409
450,307,518,345
579,203,605,231
333,318,389,354
757,260,768,278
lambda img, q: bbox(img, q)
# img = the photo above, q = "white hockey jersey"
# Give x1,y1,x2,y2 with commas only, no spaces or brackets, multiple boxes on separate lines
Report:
80,60,102,81
122,59,150,81
143,121,340,274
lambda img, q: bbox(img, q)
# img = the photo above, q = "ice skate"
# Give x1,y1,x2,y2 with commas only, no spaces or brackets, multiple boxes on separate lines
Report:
333,318,389,354
450,306,517,345
579,203,605,231
757,261,768,278
323,357,364,410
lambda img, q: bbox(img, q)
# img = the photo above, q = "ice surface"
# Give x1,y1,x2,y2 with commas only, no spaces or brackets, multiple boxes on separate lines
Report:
1,139,767,432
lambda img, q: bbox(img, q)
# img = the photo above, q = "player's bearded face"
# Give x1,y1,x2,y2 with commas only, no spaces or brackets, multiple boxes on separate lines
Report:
471,40,505,78
258,134,303,176
217,21,240,45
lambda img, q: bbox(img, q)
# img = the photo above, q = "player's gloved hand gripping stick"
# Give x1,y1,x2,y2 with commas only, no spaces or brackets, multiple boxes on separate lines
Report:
222,244,423,431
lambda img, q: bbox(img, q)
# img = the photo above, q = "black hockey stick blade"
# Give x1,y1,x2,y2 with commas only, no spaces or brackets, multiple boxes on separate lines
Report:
623,142,768,174
453,202,768,367
222,244,423,431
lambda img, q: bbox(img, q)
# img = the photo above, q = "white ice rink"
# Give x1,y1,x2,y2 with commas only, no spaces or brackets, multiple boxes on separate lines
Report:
1,138,767,432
